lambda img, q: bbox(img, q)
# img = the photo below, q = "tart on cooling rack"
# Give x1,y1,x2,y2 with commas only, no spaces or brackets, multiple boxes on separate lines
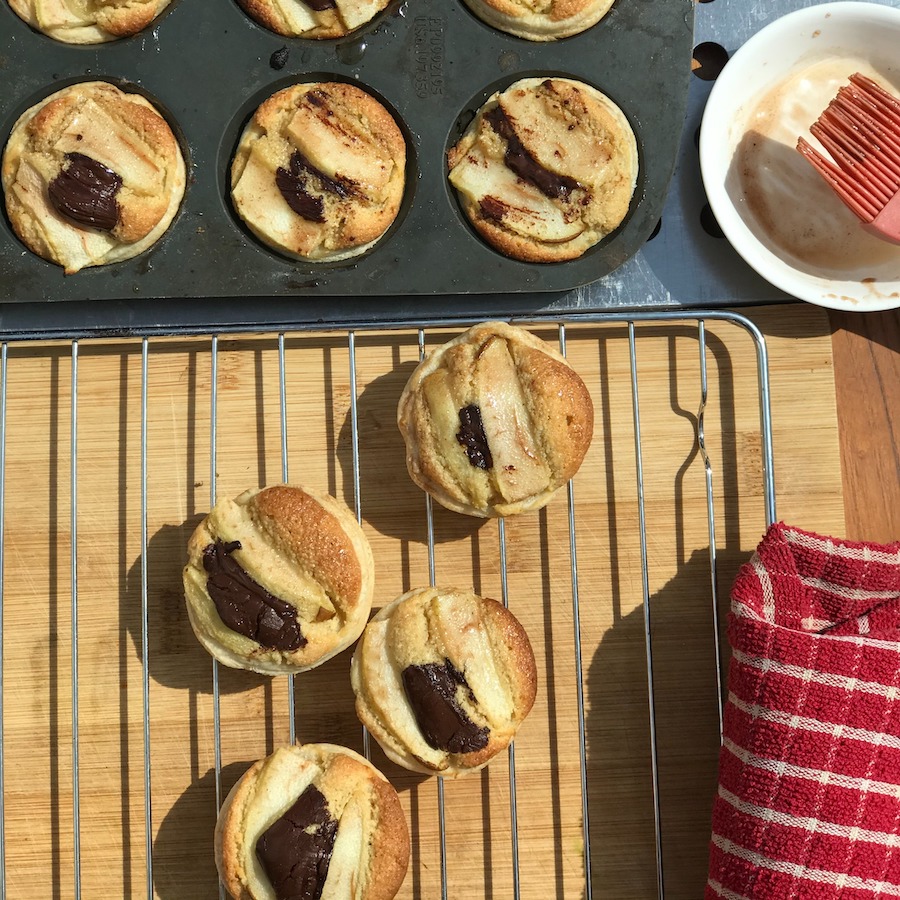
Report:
398,320,594,517
183,484,374,675
216,743,409,900
351,585,538,777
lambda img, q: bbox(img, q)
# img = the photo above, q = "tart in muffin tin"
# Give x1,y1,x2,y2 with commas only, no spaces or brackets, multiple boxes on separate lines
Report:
1,80,186,274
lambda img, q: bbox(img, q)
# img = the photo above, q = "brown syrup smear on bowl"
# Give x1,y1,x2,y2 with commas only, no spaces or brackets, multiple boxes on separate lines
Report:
731,59,900,277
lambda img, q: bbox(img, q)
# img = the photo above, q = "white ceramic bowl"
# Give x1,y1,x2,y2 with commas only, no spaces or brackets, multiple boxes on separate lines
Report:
700,2,900,312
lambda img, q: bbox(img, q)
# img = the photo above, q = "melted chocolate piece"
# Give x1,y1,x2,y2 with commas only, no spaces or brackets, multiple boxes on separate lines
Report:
256,784,338,900
478,196,506,222
456,404,493,470
276,155,325,223
275,150,357,222
402,660,490,754
48,152,122,232
303,0,337,10
484,106,581,201
202,540,305,651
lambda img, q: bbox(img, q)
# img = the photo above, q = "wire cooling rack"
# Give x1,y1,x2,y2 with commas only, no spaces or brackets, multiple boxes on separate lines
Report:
0,309,775,899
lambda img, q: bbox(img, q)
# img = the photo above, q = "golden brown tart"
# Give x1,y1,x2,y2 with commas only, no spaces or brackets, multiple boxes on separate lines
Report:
1,81,185,274
183,484,375,675
230,82,406,262
461,0,614,40
448,77,638,262
8,0,172,43
237,0,390,39
398,321,594,517
351,586,538,778
216,743,409,900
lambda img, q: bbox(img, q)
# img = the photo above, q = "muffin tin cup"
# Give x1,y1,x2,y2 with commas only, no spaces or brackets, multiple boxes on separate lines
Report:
0,0,693,305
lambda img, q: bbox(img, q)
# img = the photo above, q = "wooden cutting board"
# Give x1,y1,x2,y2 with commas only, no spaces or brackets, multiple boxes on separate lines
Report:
0,305,844,899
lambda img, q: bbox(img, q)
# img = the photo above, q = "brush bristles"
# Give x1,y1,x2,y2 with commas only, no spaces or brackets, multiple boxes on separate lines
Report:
797,73,900,222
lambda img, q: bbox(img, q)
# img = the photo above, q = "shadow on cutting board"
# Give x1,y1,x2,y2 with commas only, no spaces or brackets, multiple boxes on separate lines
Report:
153,761,250,900
581,320,756,897
585,547,749,899
336,359,485,546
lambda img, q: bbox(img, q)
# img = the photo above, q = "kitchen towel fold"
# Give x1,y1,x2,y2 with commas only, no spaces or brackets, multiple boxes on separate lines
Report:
707,523,900,899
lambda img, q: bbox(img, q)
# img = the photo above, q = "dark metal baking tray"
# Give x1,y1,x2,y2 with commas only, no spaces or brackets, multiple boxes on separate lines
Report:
0,0,693,309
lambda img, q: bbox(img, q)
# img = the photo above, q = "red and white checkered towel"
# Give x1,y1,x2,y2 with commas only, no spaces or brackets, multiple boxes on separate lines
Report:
707,523,900,899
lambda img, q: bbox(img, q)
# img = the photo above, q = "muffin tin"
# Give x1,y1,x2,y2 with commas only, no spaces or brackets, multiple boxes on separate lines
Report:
0,0,693,304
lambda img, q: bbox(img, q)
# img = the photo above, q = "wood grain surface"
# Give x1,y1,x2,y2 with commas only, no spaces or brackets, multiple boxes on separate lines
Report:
0,306,845,899
829,308,900,545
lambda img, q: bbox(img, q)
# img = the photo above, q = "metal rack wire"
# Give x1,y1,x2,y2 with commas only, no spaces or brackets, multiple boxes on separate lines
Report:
0,309,775,900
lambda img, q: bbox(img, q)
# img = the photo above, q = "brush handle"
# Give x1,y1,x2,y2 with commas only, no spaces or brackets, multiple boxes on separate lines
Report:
862,192,900,246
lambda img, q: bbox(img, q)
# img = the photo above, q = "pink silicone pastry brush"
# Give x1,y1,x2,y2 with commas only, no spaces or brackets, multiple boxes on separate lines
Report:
797,73,900,245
